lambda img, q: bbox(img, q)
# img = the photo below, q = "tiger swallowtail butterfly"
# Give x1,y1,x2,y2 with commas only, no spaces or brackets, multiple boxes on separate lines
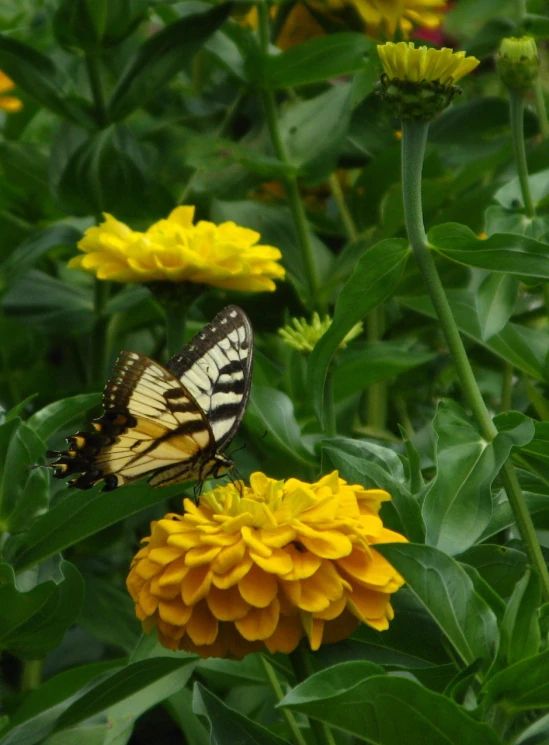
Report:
46,305,253,492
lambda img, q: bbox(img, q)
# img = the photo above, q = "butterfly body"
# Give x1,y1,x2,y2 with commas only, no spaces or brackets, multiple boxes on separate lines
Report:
47,305,253,492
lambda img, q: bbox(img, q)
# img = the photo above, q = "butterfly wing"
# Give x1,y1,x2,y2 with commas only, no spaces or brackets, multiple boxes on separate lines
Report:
167,305,253,451
48,351,215,490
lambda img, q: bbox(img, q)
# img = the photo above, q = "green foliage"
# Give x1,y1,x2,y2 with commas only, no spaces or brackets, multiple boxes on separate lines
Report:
1,1,549,744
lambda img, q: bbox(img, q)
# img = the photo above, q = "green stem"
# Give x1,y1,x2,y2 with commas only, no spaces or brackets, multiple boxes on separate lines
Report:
509,89,535,218
257,0,320,305
324,371,336,437
151,283,202,358
402,118,549,601
289,644,337,745
533,78,549,140
21,660,42,692
329,173,358,242
85,53,107,128
259,654,308,745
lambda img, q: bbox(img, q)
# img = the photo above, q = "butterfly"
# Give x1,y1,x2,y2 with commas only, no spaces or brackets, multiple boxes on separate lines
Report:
46,305,253,493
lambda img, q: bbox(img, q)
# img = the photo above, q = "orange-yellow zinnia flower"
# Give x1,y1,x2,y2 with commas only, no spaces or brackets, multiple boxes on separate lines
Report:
352,0,446,39
126,471,407,659
68,207,285,291
0,71,22,113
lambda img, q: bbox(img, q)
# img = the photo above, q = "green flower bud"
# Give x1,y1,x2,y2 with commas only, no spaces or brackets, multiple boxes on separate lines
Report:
497,36,539,92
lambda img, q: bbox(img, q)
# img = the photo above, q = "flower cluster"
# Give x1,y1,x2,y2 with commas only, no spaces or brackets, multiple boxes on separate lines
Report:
0,71,22,113
279,313,363,353
69,206,285,292
126,471,407,659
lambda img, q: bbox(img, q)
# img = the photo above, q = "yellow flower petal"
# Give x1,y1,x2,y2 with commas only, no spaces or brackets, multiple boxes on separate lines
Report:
235,598,280,641
238,563,278,608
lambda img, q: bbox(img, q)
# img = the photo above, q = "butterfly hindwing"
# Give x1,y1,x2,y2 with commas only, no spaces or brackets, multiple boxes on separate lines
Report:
46,306,253,492
167,305,253,450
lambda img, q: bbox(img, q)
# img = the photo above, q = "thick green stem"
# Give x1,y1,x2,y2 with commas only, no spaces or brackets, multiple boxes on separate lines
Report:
533,78,549,140
509,90,535,218
259,654,308,745
329,173,358,242
85,53,107,128
257,0,320,305
21,659,42,692
289,644,337,745
91,279,110,383
151,283,202,358
402,118,549,600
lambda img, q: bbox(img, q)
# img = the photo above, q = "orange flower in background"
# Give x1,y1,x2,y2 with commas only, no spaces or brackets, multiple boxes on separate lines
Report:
0,71,22,113
127,471,407,659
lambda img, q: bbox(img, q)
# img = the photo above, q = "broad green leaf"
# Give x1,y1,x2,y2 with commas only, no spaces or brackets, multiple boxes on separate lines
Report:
399,426,424,494
79,577,141,653
517,422,549,466
26,393,102,441
263,33,372,89
484,205,549,241
0,561,84,659
108,3,232,122
321,438,424,543
430,222,549,283
309,239,409,425
280,84,354,182
422,402,534,555
186,134,296,180
484,650,549,711
6,481,189,572
54,0,148,51
245,386,316,467
376,543,499,668
494,167,549,210
193,683,291,745
333,343,435,400
0,419,46,527
280,668,503,745
458,545,528,599
54,657,196,733
3,269,94,336
464,17,517,56
499,570,541,667
0,225,81,293
400,291,549,380
523,13,549,37
0,34,93,126
196,656,266,690
475,273,518,341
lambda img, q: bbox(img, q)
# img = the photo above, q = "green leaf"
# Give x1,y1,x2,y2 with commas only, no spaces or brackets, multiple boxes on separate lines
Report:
3,269,94,336
484,650,549,711
458,545,528,599
376,543,499,668
523,13,549,37
0,34,93,126
55,657,196,732
280,668,503,745
245,386,316,467
400,290,549,381
280,84,354,182
484,205,549,241
321,438,425,543
263,33,372,89
430,222,549,283
333,343,435,400
108,3,232,122
185,134,296,180
79,577,141,653
309,238,409,425
475,273,518,341
0,225,81,293
422,402,534,555
499,570,541,667
495,167,549,210
0,561,84,659
0,419,46,527
54,0,148,51
193,683,291,745
26,393,102,441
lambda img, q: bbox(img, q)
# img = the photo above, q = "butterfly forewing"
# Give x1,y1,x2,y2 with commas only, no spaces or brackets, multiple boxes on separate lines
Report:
167,305,253,449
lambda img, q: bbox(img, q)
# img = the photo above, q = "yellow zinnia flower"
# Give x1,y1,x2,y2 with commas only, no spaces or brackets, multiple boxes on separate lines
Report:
378,41,480,85
279,313,363,353
352,0,445,39
126,471,407,659
0,71,22,113
68,207,285,291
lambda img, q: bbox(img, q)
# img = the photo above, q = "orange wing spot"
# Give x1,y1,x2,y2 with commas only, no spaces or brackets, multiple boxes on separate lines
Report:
73,436,86,448
92,422,102,431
